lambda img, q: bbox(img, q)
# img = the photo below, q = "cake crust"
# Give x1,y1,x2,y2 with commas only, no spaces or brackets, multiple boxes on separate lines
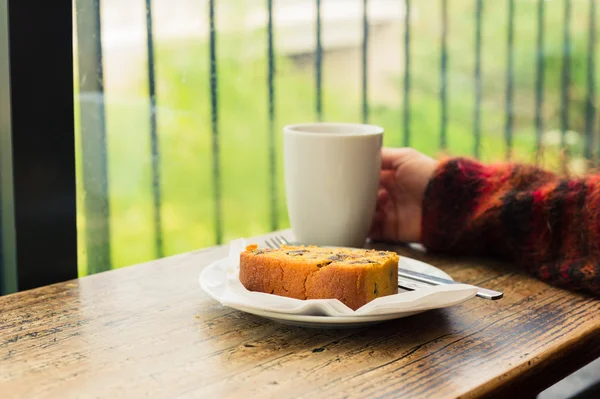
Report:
239,245,399,310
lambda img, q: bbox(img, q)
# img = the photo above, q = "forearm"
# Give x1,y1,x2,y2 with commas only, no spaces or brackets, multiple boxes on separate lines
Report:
420,158,600,295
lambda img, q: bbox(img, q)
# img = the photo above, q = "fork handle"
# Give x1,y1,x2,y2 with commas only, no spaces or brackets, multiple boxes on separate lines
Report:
398,268,503,300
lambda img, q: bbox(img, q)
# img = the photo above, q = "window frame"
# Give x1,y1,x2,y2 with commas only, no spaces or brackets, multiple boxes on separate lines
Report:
0,0,77,294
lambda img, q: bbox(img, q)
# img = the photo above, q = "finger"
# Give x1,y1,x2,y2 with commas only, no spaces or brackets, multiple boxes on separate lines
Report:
379,170,397,194
368,209,386,240
379,170,395,186
376,188,390,209
381,147,414,170
368,205,399,242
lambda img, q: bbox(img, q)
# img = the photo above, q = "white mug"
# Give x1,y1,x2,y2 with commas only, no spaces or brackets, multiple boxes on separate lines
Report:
283,123,383,248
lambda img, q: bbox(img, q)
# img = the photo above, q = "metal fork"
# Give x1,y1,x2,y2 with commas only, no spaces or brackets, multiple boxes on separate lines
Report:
264,235,503,300
265,235,290,249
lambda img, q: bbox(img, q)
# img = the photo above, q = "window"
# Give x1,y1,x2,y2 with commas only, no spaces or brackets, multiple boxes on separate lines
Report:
2,0,597,292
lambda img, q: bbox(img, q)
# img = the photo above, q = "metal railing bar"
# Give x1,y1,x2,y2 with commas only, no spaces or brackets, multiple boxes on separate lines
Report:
267,0,278,231
315,0,323,121
403,0,411,146
144,0,164,259
362,0,369,124
75,0,111,274
504,0,515,160
535,0,545,162
585,0,596,161
440,0,448,150
560,0,571,153
473,0,483,158
208,0,223,244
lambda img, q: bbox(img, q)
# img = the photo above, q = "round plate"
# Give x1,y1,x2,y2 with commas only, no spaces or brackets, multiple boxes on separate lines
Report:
232,305,425,328
230,257,452,328
200,253,462,329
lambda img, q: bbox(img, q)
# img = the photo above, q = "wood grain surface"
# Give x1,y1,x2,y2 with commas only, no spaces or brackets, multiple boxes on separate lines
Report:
1,231,599,399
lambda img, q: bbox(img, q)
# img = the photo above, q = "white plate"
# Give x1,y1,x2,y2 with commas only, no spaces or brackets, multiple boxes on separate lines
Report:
199,246,475,328
230,305,425,328
225,258,453,328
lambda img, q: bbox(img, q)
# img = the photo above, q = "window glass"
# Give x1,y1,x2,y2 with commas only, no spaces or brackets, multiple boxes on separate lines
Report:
74,0,599,275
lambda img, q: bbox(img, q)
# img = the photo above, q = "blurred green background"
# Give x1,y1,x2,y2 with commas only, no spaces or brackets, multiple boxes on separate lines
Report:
74,0,597,275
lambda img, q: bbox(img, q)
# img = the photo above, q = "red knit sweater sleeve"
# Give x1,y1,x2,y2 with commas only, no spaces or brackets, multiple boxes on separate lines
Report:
421,157,600,296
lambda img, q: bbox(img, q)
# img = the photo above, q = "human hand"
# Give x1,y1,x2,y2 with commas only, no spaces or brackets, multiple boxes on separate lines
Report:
368,148,437,243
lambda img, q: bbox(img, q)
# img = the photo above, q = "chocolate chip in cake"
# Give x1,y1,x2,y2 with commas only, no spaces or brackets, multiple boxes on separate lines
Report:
348,260,377,264
327,254,348,261
317,260,333,268
287,249,308,256
255,248,277,255
374,283,378,296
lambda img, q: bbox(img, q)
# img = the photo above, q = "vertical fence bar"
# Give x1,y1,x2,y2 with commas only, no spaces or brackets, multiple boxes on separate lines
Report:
535,0,545,162
560,0,571,152
362,0,369,124
315,0,323,121
75,0,111,274
504,0,515,160
473,0,483,158
440,0,448,150
585,0,595,162
145,0,164,259
403,0,411,146
267,0,278,231
208,0,222,244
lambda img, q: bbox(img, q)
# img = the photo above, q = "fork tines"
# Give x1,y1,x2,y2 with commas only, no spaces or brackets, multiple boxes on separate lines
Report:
265,235,290,249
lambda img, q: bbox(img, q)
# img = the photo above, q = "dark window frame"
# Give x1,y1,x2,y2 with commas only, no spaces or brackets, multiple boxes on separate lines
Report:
0,0,77,294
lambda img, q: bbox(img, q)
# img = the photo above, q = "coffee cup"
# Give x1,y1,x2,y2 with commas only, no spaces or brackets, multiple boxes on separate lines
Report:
283,123,383,248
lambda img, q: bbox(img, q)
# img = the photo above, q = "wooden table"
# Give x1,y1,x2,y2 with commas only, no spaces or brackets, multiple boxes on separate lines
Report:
2,231,600,399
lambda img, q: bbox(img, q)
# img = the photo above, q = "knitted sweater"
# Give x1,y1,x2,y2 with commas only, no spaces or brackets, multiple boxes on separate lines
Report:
421,158,600,297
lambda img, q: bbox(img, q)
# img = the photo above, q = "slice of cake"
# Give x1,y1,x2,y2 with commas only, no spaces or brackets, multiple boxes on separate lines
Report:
239,244,399,310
